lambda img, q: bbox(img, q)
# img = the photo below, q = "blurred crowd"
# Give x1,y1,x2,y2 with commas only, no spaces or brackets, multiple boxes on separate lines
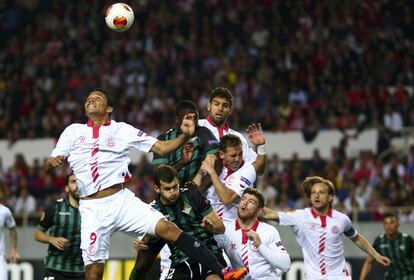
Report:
0,0,414,222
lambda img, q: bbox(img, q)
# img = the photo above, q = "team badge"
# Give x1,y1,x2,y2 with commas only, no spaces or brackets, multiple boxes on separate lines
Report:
105,137,115,147
331,225,339,234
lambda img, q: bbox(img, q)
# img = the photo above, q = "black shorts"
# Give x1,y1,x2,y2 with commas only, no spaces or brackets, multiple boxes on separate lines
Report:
165,254,226,280
43,268,84,280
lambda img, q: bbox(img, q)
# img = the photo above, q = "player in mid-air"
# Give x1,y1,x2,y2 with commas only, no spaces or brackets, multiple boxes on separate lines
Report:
261,176,391,280
35,173,84,280
198,87,266,176
129,165,246,280
46,89,246,280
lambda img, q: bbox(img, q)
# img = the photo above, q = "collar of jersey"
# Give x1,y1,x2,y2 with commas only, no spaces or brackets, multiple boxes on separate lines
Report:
86,119,111,127
310,207,332,218
206,116,229,131
235,218,259,231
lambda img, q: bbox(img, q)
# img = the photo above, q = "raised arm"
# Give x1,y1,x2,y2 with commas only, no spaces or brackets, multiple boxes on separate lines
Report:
260,207,280,222
247,123,267,175
151,114,195,155
351,234,390,267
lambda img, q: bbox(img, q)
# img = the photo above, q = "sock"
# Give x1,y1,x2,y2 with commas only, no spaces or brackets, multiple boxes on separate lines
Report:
173,232,223,276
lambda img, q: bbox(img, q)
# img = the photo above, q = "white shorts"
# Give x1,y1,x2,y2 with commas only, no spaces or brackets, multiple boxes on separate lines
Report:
159,245,172,280
79,188,164,266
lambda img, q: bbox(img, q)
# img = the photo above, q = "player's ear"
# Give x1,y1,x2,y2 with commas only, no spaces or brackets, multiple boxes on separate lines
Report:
257,208,263,217
107,106,113,114
207,102,211,112
65,185,69,193
219,151,225,160
154,185,160,194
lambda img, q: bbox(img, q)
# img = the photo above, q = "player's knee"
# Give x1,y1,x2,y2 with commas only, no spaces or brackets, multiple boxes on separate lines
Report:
155,219,182,242
85,263,104,280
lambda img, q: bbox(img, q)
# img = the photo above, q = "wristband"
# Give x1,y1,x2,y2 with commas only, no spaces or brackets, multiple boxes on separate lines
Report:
257,144,266,155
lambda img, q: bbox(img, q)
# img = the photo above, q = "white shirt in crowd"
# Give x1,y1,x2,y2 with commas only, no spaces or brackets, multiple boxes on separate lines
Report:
216,219,291,280
51,120,157,198
278,208,356,280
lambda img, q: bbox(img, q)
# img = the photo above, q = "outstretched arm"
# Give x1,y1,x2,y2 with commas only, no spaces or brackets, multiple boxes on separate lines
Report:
359,255,374,280
260,207,280,222
247,123,267,175
351,234,391,267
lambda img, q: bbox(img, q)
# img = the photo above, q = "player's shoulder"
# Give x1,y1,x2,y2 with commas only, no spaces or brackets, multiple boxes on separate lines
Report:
227,129,248,141
258,221,277,232
0,204,13,215
332,209,351,220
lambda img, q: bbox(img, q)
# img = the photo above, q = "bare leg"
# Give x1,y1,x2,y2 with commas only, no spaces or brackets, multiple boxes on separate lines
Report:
85,263,104,280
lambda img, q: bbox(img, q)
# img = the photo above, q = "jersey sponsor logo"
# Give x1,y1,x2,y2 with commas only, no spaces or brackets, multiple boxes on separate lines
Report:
137,130,147,137
331,225,339,234
194,241,200,248
182,202,192,215
58,212,71,216
240,176,252,186
105,137,115,147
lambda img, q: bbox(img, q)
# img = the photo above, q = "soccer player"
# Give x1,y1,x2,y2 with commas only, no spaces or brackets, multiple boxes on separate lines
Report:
198,87,266,175
215,188,291,280
261,176,391,280
129,165,246,280
195,133,265,221
359,213,414,280
152,100,219,186
35,173,84,280
0,195,19,280
46,89,244,280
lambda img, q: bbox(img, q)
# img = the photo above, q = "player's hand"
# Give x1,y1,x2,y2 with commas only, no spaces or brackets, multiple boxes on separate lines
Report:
9,248,19,263
375,255,391,267
200,155,216,174
133,239,148,251
180,113,196,137
201,217,214,233
246,230,261,248
246,123,265,146
49,237,69,251
46,156,65,168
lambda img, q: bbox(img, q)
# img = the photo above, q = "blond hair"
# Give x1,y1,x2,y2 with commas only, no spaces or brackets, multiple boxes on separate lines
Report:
301,176,335,199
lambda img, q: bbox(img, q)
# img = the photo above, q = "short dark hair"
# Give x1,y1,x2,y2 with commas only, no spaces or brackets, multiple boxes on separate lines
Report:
383,212,398,221
210,87,233,107
175,100,198,117
220,134,242,152
302,176,336,198
65,172,75,185
153,165,178,187
90,88,114,107
242,188,265,208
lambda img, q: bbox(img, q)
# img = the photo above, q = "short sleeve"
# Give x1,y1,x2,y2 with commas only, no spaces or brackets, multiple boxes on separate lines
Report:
123,123,157,153
186,188,213,217
37,202,56,232
342,215,358,238
278,210,302,226
51,125,75,157
225,164,256,197
4,208,16,229
198,127,219,156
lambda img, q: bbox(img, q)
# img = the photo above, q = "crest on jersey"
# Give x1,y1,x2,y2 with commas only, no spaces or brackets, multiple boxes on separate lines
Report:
331,225,339,234
105,137,115,147
182,202,192,215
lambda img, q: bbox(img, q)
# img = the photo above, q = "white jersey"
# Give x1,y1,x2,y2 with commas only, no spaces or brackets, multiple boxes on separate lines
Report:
51,120,157,198
198,117,257,163
206,162,256,221
278,208,357,280
216,219,290,280
0,204,16,255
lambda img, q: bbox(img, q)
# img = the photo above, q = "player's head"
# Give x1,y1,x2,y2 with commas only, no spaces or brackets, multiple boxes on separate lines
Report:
65,173,79,201
383,213,399,237
153,165,180,205
238,188,265,220
302,176,335,210
85,89,114,119
175,100,199,128
219,134,243,171
207,87,233,126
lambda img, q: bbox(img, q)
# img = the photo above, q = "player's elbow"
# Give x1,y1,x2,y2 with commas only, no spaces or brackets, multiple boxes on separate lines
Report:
221,193,239,206
276,254,291,273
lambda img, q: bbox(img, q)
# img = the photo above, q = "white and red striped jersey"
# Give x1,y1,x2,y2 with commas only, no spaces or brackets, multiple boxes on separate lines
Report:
51,120,157,198
206,162,256,221
216,219,291,280
0,204,16,255
198,117,257,163
278,208,357,280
